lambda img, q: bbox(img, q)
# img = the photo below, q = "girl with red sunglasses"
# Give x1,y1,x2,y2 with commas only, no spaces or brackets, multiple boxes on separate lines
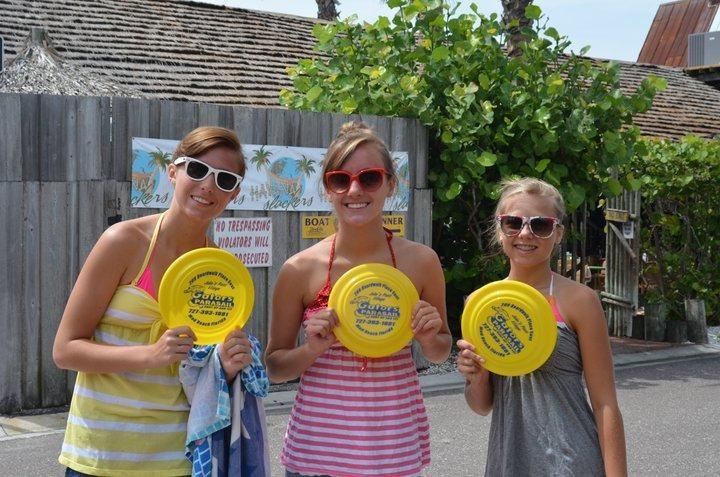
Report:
456,178,627,476
266,122,452,477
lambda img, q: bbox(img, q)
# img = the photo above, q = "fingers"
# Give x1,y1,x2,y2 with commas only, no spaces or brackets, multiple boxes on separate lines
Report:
224,328,247,342
306,308,338,337
456,339,476,352
411,301,441,334
455,344,486,377
171,326,197,342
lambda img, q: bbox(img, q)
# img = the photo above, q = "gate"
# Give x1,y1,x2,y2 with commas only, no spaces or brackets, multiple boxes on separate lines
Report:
603,190,641,336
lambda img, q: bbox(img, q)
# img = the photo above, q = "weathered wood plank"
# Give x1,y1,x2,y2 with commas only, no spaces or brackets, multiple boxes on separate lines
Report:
63,96,79,181
198,102,221,127
39,95,68,181
159,100,198,140
20,93,41,181
22,182,42,409
40,182,70,407
0,182,24,413
0,94,23,181
233,106,269,345
414,121,429,189
75,96,104,180
78,181,107,268
412,189,433,247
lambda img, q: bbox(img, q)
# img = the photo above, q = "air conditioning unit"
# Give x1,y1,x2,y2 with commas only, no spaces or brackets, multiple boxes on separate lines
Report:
688,31,720,67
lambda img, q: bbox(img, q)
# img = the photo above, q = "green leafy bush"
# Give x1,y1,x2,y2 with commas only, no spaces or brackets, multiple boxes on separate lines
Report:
281,0,664,323
634,136,720,325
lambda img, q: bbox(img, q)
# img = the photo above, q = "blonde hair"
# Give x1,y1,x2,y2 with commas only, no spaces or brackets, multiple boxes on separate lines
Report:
491,177,565,247
322,121,397,190
173,126,246,177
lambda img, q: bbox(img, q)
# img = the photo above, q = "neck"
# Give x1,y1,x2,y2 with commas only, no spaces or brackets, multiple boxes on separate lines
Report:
334,219,387,261
159,207,210,256
507,263,554,291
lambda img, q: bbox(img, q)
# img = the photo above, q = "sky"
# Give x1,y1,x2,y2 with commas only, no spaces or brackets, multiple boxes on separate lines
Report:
197,1,692,62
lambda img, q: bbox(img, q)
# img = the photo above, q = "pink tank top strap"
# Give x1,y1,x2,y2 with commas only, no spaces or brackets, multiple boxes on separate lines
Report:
132,213,165,299
547,273,566,325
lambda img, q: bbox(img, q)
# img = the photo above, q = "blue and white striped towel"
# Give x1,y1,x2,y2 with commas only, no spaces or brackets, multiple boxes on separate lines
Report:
180,334,270,477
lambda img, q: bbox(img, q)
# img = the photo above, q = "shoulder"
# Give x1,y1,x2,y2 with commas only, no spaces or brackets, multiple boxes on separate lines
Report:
559,276,600,306
393,237,440,265
94,215,156,259
554,274,603,328
281,237,333,276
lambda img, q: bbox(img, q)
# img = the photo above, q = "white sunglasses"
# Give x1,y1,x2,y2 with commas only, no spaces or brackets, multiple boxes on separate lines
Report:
173,157,243,192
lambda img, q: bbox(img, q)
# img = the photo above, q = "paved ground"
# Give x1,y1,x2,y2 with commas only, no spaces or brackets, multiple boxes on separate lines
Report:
2,338,719,476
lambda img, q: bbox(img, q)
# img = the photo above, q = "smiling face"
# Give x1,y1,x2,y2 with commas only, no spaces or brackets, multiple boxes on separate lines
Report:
497,192,564,270
326,144,395,228
168,146,241,221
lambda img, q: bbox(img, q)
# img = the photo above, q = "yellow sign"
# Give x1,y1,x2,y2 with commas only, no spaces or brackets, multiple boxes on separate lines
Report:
382,214,405,236
604,208,630,223
302,214,406,239
302,215,336,239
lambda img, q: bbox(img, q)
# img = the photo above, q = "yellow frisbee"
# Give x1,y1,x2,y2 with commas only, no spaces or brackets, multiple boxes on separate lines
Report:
328,263,419,358
461,280,557,376
158,248,254,345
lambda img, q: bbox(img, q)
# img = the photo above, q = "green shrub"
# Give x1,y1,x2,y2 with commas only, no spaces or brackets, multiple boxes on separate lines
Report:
281,0,664,322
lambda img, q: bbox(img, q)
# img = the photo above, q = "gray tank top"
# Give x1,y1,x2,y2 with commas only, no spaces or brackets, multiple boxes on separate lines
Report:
485,279,605,476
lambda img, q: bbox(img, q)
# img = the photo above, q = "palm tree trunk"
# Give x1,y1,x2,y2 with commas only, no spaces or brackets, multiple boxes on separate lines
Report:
316,0,339,21
501,0,533,57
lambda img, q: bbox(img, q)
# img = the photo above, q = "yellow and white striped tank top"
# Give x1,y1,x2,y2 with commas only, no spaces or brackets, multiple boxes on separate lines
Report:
59,214,191,476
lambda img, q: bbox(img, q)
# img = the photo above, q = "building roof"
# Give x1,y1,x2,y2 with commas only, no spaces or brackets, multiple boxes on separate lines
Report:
637,0,719,67
0,28,143,97
0,0,320,106
618,60,720,139
0,0,718,139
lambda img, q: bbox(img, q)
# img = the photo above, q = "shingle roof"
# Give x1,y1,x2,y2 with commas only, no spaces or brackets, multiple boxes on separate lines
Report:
1,0,718,139
617,60,720,139
0,27,144,97
0,0,320,106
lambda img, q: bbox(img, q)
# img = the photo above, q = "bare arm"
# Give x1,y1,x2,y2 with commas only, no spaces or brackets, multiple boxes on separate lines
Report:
456,339,493,415
265,260,337,383
572,287,628,477
411,248,452,363
53,223,195,373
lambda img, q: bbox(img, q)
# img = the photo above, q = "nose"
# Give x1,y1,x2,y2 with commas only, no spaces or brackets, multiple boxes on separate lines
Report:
199,172,216,191
346,176,364,195
517,220,534,238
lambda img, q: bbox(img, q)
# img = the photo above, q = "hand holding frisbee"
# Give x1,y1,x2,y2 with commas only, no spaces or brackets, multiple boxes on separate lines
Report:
159,248,254,345
461,280,557,376
328,263,419,358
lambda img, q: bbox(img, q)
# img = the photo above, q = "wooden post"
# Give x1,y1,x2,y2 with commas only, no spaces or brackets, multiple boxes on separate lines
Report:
685,299,708,344
644,302,667,341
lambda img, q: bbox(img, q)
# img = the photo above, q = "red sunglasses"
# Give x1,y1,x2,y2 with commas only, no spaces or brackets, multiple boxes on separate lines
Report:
323,168,388,194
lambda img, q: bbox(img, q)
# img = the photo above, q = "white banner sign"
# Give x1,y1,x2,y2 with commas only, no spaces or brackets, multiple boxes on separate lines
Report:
131,138,410,212
213,217,272,268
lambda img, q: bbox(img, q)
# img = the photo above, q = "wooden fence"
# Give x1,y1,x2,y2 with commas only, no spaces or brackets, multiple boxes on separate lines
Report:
0,93,431,413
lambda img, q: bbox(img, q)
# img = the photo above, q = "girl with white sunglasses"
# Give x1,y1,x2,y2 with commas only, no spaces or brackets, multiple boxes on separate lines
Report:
54,127,259,476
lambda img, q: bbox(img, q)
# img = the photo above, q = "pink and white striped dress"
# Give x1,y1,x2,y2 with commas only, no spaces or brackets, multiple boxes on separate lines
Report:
281,231,431,477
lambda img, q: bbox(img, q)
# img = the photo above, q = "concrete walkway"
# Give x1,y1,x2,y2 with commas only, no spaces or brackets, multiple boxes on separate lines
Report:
3,339,719,440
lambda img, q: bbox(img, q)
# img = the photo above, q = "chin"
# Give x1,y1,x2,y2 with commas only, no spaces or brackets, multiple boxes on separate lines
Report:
339,213,378,228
